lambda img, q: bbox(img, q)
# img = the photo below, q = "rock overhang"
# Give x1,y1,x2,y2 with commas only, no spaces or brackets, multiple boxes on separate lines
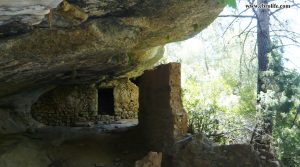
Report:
0,0,63,25
0,0,224,101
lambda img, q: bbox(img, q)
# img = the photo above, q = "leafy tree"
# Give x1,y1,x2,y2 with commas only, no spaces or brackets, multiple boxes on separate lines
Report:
219,0,300,161
162,0,300,165
266,46,300,166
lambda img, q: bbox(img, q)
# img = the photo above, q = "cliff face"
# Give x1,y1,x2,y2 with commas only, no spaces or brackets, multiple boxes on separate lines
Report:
0,0,224,134
0,0,223,101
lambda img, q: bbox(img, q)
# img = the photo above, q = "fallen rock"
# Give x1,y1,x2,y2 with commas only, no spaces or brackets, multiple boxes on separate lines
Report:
135,152,162,167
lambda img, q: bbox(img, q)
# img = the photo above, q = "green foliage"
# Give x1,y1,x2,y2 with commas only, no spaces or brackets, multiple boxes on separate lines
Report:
264,47,300,167
181,43,300,166
162,14,299,166
183,72,255,144
187,104,252,144
254,44,300,167
274,111,300,166
218,0,237,8
162,19,258,144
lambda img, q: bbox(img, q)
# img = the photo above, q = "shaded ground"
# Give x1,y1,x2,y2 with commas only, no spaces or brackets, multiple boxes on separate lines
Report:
47,131,145,167
0,120,147,167
0,119,277,167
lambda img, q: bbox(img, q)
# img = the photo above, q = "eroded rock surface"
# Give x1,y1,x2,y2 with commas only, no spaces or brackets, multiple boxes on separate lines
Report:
0,0,223,101
0,0,63,26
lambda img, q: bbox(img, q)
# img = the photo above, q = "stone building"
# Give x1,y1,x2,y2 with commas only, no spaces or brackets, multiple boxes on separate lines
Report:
31,84,98,126
31,79,139,126
99,78,139,119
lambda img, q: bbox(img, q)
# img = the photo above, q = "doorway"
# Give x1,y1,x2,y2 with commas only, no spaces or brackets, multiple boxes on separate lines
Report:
98,88,115,115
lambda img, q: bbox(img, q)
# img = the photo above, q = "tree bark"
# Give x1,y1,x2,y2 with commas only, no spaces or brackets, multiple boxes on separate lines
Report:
256,0,272,144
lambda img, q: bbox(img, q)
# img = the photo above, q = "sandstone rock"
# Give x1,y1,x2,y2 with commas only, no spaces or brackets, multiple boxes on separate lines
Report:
0,108,27,134
135,152,162,167
0,0,224,104
0,107,45,134
0,0,224,149
0,0,63,26
0,136,50,167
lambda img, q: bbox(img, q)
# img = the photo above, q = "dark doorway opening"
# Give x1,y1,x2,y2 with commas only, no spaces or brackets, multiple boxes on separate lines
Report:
98,88,115,115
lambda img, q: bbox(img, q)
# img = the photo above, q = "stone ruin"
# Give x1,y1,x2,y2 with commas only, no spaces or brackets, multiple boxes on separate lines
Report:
30,63,189,152
99,78,139,120
0,0,224,136
138,63,188,152
0,63,279,167
31,79,139,126
0,0,281,166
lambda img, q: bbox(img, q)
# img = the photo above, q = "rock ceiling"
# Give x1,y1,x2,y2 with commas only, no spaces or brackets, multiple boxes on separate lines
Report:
0,0,223,102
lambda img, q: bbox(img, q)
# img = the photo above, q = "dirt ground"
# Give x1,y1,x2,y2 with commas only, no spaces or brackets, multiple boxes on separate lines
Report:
47,129,146,167
0,120,148,167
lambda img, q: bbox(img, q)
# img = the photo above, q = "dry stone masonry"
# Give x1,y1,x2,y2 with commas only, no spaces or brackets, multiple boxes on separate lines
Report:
99,78,139,119
31,79,139,126
31,84,98,126
138,63,188,152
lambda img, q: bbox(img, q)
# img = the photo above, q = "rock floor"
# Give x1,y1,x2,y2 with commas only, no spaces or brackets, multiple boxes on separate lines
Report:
0,119,146,167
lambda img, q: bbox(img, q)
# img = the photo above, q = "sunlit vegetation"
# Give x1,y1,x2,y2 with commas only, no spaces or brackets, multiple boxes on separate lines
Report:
161,3,300,165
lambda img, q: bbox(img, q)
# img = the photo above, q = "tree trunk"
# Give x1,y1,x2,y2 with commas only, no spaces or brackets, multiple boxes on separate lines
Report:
256,0,272,144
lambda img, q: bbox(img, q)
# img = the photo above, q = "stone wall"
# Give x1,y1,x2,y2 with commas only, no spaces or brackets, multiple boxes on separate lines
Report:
31,84,98,126
138,63,188,152
31,79,139,126
99,78,139,119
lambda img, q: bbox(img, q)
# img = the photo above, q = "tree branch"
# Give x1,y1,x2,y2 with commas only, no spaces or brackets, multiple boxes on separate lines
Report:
221,7,252,37
273,43,300,48
219,15,256,18
271,34,300,45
